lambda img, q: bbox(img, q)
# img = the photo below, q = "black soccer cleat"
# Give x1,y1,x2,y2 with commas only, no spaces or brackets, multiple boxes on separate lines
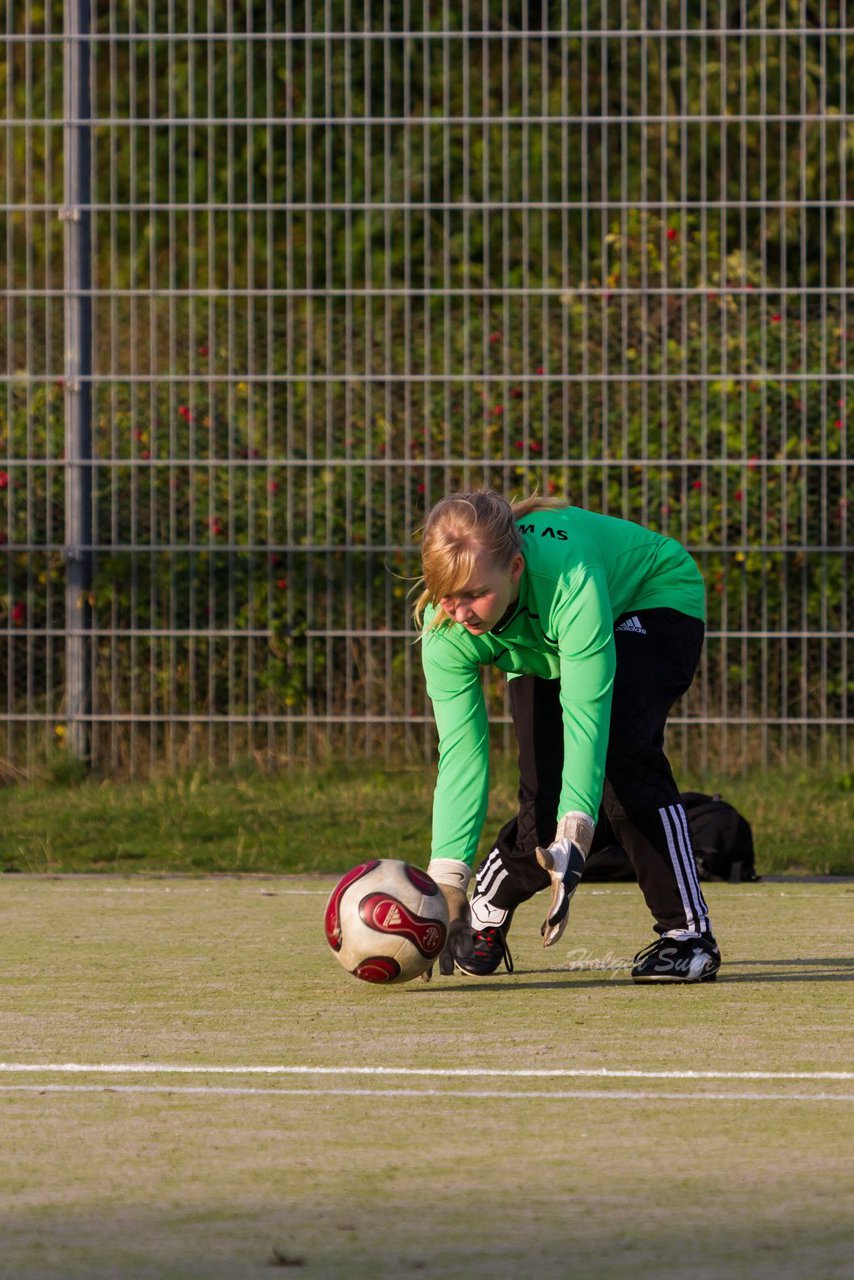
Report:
454,925,514,977
631,934,721,984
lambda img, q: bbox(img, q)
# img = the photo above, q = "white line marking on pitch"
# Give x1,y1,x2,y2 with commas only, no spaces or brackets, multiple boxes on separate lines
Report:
0,1063,851,1081
0,1084,851,1103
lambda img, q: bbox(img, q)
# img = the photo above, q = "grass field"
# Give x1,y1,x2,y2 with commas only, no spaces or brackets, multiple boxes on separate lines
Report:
1,759,852,874
2,873,853,1280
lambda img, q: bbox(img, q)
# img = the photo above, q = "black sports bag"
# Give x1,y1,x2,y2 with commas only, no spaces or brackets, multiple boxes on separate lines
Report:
582,792,760,884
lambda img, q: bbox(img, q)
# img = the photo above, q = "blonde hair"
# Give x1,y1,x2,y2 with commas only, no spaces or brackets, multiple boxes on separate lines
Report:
412,490,566,630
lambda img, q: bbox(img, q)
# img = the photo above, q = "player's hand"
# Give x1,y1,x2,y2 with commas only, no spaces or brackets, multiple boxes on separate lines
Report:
419,883,473,980
535,838,586,946
534,812,595,948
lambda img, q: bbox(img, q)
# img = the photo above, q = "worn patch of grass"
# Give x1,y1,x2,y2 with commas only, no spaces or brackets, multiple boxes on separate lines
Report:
0,877,852,1279
0,759,851,876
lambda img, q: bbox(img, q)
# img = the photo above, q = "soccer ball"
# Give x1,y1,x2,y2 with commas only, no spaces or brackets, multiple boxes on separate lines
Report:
323,859,449,984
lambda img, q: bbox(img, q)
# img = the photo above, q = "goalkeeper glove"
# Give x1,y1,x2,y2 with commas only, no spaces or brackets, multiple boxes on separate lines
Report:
535,812,595,947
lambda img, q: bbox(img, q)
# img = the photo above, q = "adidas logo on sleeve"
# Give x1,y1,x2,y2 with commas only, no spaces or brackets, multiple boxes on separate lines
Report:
615,614,647,634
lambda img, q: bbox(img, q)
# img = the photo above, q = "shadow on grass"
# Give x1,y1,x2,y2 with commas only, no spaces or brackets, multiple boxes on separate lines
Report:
410,956,854,992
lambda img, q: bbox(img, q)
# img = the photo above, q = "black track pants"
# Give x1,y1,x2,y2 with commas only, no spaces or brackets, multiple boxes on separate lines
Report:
474,607,712,937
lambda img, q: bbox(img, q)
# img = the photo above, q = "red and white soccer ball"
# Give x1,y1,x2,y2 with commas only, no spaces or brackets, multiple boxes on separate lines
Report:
323,859,449,984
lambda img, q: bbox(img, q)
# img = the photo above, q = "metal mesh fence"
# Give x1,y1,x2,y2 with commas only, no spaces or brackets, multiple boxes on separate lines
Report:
1,2,851,775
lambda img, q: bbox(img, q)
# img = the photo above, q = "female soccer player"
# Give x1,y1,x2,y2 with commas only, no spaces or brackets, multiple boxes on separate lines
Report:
414,490,720,983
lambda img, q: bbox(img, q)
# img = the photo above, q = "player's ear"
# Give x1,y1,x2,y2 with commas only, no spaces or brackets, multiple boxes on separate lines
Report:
509,553,525,585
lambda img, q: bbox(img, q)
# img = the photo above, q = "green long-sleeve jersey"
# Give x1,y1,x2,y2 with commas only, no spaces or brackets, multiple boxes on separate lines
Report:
421,505,705,867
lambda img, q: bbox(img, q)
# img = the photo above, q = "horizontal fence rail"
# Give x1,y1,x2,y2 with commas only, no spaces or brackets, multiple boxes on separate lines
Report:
1,0,851,776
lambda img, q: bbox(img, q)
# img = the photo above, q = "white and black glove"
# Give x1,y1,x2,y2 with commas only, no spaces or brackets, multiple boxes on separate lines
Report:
535,812,595,947
420,859,474,980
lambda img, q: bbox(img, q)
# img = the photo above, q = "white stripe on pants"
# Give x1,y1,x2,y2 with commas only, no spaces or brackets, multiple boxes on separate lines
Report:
659,804,710,934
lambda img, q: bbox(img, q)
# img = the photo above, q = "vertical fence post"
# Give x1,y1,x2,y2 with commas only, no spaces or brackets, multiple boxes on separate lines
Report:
62,0,93,764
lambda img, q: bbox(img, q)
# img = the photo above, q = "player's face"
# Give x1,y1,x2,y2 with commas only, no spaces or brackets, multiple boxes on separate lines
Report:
439,551,524,634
